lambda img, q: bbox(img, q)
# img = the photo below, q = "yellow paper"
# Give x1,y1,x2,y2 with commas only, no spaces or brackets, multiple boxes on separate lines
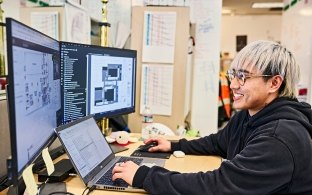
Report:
42,147,55,175
22,164,37,195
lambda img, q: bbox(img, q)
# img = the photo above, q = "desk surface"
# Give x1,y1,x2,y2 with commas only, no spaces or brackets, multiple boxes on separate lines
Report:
65,134,221,195
1,134,221,195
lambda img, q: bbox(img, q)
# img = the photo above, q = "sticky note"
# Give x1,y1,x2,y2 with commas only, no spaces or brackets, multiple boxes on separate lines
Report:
42,147,55,175
22,164,37,195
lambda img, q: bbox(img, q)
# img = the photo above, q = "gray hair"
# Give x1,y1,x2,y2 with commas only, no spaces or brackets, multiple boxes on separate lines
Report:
230,40,300,98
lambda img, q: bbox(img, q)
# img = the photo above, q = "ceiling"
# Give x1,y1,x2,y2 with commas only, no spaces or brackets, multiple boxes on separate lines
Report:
222,0,283,15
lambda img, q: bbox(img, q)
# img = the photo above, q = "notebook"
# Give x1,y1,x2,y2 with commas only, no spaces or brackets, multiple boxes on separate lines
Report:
54,115,165,192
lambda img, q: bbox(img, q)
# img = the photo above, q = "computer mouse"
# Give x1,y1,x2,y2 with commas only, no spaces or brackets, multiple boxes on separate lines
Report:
173,150,185,158
138,141,158,152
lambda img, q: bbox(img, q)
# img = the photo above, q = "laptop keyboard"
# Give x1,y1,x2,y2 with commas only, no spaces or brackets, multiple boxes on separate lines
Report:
96,157,143,187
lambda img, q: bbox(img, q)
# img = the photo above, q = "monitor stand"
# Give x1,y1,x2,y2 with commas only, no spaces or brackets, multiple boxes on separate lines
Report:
7,178,25,195
7,180,66,195
38,182,67,194
37,159,75,182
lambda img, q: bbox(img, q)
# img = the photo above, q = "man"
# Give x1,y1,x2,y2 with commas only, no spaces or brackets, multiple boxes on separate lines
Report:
112,40,312,194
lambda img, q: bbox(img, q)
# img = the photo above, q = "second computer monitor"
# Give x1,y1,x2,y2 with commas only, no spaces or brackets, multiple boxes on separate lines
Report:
60,42,137,124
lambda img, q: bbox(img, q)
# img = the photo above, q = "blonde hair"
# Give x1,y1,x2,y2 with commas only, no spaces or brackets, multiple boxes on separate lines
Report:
231,40,300,98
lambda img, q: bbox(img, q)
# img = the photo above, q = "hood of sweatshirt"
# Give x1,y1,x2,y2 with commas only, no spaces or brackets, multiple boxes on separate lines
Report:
246,97,312,138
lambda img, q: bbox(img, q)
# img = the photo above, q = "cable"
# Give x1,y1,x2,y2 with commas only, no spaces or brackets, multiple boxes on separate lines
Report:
0,176,9,190
86,185,96,195
49,192,74,195
37,179,74,195
0,176,8,186
37,178,50,195
82,186,89,195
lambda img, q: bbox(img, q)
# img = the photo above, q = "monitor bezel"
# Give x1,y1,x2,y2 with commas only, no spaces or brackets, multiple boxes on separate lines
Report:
60,41,137,122
6,18,58,186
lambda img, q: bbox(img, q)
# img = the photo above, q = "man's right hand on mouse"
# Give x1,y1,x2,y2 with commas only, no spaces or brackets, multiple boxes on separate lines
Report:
138,141,158,152
143,137,172,152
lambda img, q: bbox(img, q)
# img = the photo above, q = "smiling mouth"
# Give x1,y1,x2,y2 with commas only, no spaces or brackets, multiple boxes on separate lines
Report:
233,93,244,100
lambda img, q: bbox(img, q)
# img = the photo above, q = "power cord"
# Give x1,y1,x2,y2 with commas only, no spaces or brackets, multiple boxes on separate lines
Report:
82,185,96,195
49,191,74,195
37,178,50,194
37,178,74,195
82,186,89,195
0,176,10,191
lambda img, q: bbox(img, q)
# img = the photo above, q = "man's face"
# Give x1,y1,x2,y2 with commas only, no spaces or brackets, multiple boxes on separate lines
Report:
229,68,274,116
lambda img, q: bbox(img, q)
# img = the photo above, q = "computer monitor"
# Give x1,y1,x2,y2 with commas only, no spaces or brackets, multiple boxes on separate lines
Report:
60,42,136,124
5,18,61,193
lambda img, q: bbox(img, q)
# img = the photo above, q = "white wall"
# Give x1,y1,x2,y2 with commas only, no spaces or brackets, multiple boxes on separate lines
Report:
221,15,282,58
281,1,312,104
2,1,21,75
3,0,21,20
189,1,222,136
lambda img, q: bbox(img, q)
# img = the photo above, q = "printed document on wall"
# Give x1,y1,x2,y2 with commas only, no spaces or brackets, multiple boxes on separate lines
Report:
142,11,176,63
140,64,173,116
65,3,91,44
31,12,59,40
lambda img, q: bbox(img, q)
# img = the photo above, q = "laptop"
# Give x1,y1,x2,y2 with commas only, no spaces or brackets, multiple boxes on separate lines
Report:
109,144,129,154
54,115,166,192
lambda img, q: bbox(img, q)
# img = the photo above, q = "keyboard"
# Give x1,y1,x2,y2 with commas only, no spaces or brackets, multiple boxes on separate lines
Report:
96,157,143,186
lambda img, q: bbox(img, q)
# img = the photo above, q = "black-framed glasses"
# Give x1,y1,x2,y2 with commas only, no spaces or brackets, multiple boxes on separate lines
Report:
226,69,273,86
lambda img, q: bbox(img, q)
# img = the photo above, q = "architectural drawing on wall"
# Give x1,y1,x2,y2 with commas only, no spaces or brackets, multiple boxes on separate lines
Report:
142,11,176,63
30,12,59,40
65,3,90,44
140,64,173,116
94,64,122,106
24,52,53,114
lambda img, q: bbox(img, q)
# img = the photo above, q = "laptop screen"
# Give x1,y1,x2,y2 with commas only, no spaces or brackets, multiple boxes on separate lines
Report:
57,116,112,178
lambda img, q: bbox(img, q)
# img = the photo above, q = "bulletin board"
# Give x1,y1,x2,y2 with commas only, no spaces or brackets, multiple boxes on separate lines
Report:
128,6,190,133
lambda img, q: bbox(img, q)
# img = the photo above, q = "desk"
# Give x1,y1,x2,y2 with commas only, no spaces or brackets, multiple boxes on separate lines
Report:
64,134,221,195
0,134,221,195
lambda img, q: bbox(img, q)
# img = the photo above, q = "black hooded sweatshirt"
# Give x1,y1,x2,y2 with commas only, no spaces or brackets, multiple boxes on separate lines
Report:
132,97,312,194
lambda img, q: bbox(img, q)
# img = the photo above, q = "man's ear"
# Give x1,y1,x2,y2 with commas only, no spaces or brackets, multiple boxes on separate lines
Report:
269,75,283,93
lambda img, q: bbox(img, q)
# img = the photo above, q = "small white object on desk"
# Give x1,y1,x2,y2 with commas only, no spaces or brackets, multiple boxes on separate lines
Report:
141,163,156,168
129,137,139,143
105,136,115,143
173,150,185,158
115,131,130,145
0,90,6,100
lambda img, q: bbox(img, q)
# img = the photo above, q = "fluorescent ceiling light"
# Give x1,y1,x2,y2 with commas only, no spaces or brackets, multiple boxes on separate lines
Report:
252,2,284,8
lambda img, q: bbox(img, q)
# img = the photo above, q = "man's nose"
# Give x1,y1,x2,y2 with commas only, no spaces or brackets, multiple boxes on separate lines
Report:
230,77,240,89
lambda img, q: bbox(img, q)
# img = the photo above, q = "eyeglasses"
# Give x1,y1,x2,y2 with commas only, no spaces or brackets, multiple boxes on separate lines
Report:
226,69,273,86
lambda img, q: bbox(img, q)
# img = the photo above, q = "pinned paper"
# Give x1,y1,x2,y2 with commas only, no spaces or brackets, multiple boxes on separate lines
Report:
142,11,177,63
22,164,37,195
42,147,55,175
140,64,174,116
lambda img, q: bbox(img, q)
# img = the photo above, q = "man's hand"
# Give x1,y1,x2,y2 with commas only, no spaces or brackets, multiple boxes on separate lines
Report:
112,161,139,185
144,137,171,152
